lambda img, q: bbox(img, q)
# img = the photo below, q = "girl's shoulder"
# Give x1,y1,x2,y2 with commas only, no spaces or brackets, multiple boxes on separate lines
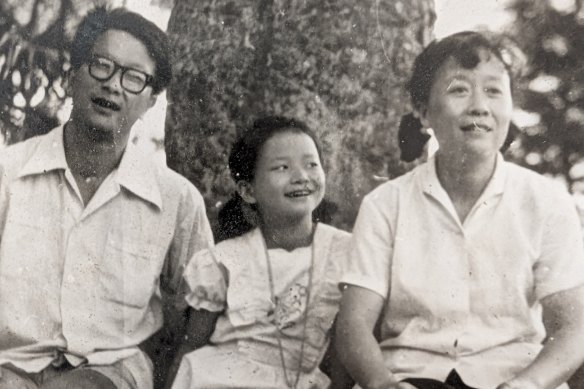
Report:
207,228,264,265
316,223,351,240
314,223,352,255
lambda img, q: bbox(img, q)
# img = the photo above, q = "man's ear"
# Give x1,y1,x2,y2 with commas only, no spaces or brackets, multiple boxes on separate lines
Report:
147,93,157,110
138,93,157,120
236,180,257,205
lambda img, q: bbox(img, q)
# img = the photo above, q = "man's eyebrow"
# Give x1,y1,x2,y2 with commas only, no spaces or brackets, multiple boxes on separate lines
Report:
92,53,152,74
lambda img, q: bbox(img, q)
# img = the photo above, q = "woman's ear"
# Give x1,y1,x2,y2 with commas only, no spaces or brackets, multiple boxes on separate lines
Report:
416,105,431,129
236,181,257,205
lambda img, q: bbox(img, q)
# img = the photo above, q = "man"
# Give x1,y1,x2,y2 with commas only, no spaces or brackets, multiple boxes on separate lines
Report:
0,7,213,389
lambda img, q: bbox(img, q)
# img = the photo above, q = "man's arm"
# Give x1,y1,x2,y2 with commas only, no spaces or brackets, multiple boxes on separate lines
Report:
152,184,214,387
336,285,414,389
498,285,584,389
163,307,220,389
163,184,214,322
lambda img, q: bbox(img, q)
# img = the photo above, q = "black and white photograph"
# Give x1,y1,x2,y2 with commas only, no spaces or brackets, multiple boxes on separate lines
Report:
1,0,584,388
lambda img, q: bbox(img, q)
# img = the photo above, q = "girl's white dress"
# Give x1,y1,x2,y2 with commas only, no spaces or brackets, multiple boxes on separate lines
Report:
172,223,351,389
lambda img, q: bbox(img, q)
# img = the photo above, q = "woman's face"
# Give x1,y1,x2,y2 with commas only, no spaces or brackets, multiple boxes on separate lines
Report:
240,130,325,224
419,51,513,161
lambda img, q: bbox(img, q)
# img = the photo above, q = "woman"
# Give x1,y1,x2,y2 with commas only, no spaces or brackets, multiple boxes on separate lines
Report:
335,31,584,389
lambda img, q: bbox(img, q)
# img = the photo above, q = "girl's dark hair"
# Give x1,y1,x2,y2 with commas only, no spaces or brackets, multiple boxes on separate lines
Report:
70,6,172,94
399,31,517,161
216,116,323,242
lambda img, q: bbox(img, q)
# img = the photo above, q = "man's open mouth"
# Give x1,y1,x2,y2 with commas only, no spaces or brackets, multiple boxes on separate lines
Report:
92,97,121,111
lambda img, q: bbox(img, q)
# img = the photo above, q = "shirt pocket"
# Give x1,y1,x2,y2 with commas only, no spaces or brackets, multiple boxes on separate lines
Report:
0,219,61,280
101,236,165,309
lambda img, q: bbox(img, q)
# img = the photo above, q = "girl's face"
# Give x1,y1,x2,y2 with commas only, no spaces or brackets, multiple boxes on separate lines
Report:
241,130,325,224
419,50,513,161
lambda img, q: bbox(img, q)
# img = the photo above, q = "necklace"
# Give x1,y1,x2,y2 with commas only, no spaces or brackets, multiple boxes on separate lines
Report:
261,224,317,389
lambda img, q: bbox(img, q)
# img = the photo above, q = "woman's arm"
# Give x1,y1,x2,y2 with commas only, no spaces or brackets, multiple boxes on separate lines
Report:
322,317,355,389
498,284,584,389
336,285,412,389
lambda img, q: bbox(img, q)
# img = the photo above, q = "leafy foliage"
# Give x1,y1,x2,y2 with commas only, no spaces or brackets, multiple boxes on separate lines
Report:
166,0,435,230
0,0,101,145
506,0,584,185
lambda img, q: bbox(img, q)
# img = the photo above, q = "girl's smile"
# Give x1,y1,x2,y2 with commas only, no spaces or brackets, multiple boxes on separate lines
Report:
243,130,325,224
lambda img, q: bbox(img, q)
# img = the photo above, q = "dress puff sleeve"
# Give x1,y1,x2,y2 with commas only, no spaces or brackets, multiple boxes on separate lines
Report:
183,248,227,312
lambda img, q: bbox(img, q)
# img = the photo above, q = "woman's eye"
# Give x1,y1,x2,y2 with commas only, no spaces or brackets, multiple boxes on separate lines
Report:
307,162,320,168
485,87,502,95
272,165,288,171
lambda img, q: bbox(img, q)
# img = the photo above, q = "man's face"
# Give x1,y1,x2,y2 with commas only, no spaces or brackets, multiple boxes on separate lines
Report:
69,29,157,145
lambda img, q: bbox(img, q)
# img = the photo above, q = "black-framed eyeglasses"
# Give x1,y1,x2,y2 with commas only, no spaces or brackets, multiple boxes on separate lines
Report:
87,56,154,94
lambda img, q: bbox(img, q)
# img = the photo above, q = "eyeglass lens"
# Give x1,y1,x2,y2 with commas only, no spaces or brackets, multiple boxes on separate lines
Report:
89,57,149,93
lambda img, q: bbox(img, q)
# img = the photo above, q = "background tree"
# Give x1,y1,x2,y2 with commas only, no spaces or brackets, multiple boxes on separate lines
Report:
0,0,102,145
165,0,435,232
506,0,584,188
506,6,584,387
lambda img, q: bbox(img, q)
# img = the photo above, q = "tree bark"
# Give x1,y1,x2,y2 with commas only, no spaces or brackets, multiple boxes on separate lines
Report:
166,0,436,231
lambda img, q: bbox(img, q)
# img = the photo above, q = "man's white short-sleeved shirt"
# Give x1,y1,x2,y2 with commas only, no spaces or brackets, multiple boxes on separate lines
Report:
342,155,584,388
0,126,213,374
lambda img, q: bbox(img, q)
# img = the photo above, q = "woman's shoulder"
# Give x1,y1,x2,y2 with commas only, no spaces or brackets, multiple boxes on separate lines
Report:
315,223,352,256
364,163,425,202
505,161,574,205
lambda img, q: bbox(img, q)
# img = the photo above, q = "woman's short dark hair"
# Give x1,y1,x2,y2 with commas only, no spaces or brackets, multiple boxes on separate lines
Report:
407,31,514,112
398,31,520,162
217,116,323,242
70,6,172,94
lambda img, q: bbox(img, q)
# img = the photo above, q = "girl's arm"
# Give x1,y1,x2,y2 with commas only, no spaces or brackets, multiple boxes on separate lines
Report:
498,284,584,389
336,285,413,389
164,307,220,388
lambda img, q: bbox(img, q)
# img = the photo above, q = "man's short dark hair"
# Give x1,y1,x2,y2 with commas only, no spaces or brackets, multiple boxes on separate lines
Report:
70,6,172,94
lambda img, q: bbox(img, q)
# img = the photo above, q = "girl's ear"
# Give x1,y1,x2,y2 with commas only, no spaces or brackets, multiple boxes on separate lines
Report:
236,181,257,205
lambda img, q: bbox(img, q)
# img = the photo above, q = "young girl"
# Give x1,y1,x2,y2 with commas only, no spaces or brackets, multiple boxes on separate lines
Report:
171,116,351,388
336,31,584,389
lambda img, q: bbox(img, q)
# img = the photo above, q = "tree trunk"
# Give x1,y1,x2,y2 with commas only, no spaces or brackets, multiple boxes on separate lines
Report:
165,0,435,231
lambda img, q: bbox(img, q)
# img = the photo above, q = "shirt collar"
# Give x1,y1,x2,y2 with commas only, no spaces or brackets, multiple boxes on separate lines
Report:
111,141,163,210
421,153,507,201
18,125,163,210
17,125,68,178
